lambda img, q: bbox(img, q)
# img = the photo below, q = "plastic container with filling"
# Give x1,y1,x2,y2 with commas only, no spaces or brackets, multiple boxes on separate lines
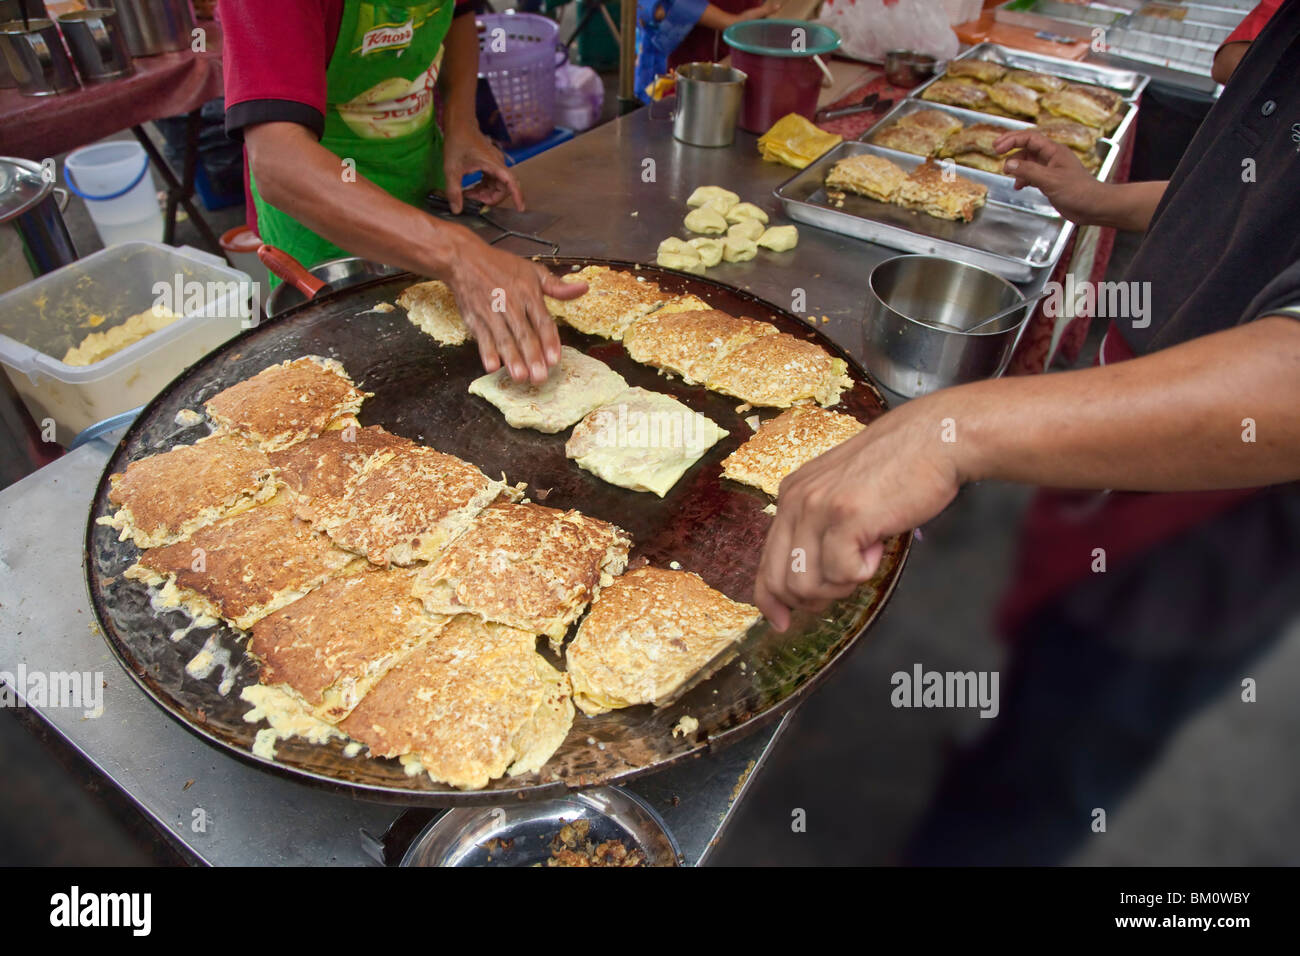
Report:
723,20,841,133
0,241,252,444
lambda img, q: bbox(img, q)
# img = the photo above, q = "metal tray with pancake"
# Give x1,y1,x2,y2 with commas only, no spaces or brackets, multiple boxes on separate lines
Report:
84,258,911,807
861,98,1120,186
775,141,1073,282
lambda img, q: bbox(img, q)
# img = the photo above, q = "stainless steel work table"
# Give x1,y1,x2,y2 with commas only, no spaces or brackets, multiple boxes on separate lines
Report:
0,106,1053,865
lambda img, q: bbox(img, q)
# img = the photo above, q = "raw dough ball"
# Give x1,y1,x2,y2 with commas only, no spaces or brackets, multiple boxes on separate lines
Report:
684,206,728,235
757,225,799,252
686,185,740,210
723,236,758,263
688,237,724,268
657,236,703,273
725,202,770,225
727,220,765,242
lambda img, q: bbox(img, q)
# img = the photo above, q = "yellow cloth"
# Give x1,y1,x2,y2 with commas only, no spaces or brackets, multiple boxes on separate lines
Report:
757,114,842,169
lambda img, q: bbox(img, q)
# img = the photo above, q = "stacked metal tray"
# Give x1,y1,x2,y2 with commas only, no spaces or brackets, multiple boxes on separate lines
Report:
996,0,1249,84
774,43,1147,282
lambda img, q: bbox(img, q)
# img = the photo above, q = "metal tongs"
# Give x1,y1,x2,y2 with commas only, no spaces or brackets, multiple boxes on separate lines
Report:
814,92,895,123
427,192,559,255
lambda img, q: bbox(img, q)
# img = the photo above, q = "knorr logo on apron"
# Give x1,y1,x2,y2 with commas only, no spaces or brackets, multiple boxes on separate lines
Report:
337,2,448,140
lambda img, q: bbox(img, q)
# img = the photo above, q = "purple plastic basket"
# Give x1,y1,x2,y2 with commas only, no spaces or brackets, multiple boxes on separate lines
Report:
476,13,561,147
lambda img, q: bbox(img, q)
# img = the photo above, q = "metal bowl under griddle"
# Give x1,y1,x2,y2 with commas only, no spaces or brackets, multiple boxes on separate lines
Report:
84,257,911,806
264,256,403,317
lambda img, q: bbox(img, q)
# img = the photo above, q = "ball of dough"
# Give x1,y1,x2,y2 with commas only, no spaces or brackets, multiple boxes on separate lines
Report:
727,220,765,242
686,185,740,210
723,236,758,263
725,202,770,225
657,237,703,273
688,237,724,268
757,225,799,252
684,206,728,236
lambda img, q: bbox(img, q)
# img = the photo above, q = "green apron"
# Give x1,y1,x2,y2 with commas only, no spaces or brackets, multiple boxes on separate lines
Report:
252,0,455,282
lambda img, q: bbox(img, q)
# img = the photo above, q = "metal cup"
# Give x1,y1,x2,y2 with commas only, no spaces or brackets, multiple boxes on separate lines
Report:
98,0,194,57
672,62,747,148
57,8,132,82
0,18,79,96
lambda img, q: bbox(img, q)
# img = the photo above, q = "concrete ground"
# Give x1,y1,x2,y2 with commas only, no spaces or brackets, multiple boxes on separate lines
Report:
3,84,1296,867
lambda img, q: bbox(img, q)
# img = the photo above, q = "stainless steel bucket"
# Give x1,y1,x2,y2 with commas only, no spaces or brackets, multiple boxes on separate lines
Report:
0,156,78,295
672,62,747,148
863,255,1033,398
57,8,133,82
92,0,193,56
0,17,79,95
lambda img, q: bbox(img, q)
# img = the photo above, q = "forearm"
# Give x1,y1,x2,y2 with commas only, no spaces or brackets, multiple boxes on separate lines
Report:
247,123,473,277
440,14,480,134
1086,179,1168,232
699,5,739,29
946,317,1300,491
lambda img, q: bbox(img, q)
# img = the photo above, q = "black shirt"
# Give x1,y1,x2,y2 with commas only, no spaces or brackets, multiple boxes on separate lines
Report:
1124,0,1300,354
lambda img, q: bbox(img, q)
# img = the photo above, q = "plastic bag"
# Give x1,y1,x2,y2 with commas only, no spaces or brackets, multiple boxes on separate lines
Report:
555,63,605,132
816,0,960,64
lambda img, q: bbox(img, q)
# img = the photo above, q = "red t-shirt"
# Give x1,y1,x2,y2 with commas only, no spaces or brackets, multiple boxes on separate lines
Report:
1221,0,1284,46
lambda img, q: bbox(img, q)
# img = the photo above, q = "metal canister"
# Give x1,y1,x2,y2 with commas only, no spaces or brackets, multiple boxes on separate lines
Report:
672,62,747,149
0,156,79,293
93,0,194,57
57,8,133,82
0,17,79,96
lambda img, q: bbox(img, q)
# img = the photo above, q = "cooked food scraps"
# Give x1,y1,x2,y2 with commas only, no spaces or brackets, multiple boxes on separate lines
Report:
896,158,990,223
126,500,360,631
62,305,181,366
623,308,777,385
468,345,627,433
721,406,866,497
413,501,630,647
268,424,417,524
565,567,761,715
565,386,729,497
544,265,667,340
312,443,512,567
204,356,369,451
706,332,852,408
338,615,574,791
544,820,647,867
98,438,277,548
825,152,910,203
398,279,469,346
248,566,449,723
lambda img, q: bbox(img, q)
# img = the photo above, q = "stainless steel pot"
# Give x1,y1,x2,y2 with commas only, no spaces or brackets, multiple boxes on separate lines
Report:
673,62,747,148
862,255,1033,398
0,156,78,295
57,8,133,82
0,17,79,95
264,256,402,317
89,0,193,57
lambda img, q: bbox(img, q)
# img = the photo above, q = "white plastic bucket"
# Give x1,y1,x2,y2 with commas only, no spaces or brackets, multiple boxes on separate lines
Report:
64,141,164,246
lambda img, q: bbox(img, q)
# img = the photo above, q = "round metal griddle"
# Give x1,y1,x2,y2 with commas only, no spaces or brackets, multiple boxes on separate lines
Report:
85,257,911,806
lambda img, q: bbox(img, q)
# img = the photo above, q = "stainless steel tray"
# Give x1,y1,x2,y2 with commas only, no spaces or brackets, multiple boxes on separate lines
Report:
861,98,1120,187
774,141,1074,282
910,42,1148,146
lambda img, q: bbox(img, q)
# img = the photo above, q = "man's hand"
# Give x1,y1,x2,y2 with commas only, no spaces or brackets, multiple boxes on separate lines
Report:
994,131,1105,223
737,0,784,22
442,121,524,214
755,397,964,631
446,237,587,384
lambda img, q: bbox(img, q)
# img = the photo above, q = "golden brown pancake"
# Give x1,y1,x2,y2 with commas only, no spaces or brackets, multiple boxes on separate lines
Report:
987,80,1040,120
467,345,627,433
895,159,989,222
945,60,1007,84
565,566,761,715
622,309,778,385
824,153,909,203
544,265,668,340
249,566,449,723
204,356,369,451
705,333,852,407
99,438,277,548
895,109,965,138
314,444,510,566
268,425,418,523
721,406,865,497
126,500,359,630
339,615,574,790
1005,69,1067,94
873,123,947,158
921,79,993,112
397,279,469,345
414,500,630,647
939,122,1014,159
1032,117,1099,153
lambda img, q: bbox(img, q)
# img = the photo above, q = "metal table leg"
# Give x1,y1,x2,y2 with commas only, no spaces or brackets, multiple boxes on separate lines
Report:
131,111,226,259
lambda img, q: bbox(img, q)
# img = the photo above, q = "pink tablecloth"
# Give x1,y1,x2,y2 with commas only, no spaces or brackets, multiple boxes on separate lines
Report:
0,19,224,160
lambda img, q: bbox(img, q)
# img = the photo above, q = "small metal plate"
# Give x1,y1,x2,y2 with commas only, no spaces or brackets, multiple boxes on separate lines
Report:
401,787,683,866
776,141,1073,282
84,258,911,806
